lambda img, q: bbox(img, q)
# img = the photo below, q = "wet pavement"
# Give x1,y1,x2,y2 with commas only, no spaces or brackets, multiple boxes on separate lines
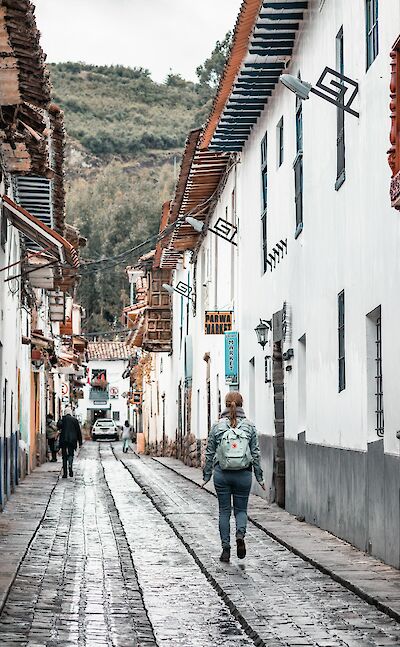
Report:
0,443,400,646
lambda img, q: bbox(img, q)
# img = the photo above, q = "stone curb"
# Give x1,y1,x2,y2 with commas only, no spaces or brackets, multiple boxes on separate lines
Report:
0,464,60,615
151,455,400,625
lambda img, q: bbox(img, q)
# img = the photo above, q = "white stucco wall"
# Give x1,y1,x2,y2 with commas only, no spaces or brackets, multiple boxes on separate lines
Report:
149,0,400,462
236,0,400,454
76,359,131,426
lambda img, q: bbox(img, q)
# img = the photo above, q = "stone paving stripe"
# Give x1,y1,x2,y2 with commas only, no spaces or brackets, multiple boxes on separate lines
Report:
0,463,60,615
0,444,158,647
153,455,400,625
102,445,257,647
118,450,400,647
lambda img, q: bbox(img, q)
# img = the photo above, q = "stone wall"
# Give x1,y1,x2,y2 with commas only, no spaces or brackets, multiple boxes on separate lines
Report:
145,432,207,470
285,435,400,569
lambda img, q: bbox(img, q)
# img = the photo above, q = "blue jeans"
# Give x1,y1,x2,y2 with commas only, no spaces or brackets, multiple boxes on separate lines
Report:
213,464,252,549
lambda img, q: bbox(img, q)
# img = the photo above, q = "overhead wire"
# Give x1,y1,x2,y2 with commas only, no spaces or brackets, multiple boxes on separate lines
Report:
78,185,222,276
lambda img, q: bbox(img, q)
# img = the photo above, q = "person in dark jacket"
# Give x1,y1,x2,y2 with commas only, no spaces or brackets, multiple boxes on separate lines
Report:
57,406,82,478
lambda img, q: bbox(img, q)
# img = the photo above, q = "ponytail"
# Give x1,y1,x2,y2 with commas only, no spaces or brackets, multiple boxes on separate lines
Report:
225,391,243,428
229,401,237,428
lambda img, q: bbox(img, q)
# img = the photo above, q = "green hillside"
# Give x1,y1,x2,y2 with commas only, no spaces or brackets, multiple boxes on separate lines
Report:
49,63,212,332
48,36,230,332
50,62,211,158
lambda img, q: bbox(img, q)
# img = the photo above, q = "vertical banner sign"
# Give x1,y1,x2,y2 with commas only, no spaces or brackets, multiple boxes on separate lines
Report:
225,331,239,386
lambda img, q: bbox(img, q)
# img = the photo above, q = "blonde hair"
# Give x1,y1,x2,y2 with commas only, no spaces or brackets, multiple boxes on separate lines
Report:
225,391,243,428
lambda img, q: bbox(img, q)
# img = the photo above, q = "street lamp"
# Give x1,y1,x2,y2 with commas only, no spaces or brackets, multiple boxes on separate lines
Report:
185,217,204,233
185,216,238,246
254,319,271,350
280,66,359,118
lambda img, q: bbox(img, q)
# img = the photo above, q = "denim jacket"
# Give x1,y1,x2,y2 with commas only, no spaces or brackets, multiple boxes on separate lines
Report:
203,410,264,485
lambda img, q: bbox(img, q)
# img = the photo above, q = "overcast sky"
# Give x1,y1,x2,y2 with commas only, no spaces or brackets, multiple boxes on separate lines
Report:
34,0,242,83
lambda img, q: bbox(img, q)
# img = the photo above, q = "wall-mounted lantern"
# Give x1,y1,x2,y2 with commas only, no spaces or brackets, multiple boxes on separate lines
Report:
254,319,271,350
282,348,294,361
280,67,359,118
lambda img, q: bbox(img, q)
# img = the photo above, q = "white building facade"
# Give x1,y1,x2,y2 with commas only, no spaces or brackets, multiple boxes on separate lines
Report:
76,342,134,429
130,0,400,568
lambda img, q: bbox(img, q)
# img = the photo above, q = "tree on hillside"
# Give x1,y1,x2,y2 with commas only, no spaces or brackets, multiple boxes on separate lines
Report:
196,31,233,89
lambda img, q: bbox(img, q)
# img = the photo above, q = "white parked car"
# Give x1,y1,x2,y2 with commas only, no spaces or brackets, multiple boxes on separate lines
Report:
91,418,119,441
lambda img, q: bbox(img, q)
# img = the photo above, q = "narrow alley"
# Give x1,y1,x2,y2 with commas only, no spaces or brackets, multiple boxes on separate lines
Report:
1,443,400,647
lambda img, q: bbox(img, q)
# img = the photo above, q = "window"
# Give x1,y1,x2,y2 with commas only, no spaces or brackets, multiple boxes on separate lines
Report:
0,209,7,251
260,133,268,273
265,355,272,384
338,291,345,392
261,212,268,273
112,411,120,421
298,335,307,431
336,27,345,190
366,0,379,69
277,117,284,167
230,189,236,301
294,88,303,237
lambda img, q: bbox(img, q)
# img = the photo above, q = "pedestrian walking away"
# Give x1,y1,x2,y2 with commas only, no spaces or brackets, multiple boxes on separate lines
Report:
121,419,132,453
57,406,83,478
46,413,59,462
202,391,265,563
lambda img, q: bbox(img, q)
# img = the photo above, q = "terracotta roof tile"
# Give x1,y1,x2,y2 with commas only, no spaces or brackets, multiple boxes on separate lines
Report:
87,341,134,361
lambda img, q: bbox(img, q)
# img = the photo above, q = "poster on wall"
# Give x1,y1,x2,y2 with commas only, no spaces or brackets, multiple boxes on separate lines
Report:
224,331,239,386
205,311,233,335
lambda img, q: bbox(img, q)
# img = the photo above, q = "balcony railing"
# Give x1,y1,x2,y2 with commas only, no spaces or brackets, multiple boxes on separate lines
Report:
89,387,109,401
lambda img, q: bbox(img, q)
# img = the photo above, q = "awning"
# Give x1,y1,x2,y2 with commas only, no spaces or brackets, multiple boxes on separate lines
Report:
2,195,79,268
86,402,111,411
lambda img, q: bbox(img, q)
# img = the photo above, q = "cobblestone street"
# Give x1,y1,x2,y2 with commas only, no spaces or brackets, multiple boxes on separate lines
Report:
1,443,400,647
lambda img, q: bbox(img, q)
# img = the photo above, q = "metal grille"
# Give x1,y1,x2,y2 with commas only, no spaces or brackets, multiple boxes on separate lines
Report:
375,316,384,436
338,290,345,392
13,176,53,250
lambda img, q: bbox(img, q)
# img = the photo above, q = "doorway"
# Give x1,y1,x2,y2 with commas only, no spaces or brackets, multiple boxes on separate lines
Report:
1,378,7,507
273,339,285,508
161,394,166,455
177,381,183,459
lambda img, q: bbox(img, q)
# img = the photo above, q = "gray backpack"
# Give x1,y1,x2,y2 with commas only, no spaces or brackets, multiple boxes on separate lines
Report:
216,419,252,471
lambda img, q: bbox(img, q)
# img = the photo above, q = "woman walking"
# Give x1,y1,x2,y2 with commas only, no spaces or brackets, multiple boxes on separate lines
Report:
122,420,132,453
202,391,265,563
46,413,59,462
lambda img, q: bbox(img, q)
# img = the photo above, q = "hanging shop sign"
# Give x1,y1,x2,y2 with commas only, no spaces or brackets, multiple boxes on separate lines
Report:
109,386,119,399
224,331,239,385
205,311,233,335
